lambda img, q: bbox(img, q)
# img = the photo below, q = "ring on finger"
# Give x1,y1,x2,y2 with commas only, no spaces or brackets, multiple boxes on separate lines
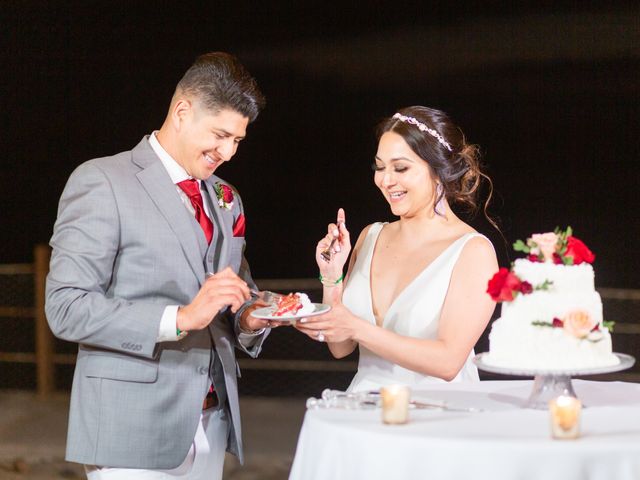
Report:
317,331,325,342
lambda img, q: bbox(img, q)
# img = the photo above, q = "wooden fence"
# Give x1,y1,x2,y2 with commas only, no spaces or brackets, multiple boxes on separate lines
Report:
0,245,54,397
0,245,352,397
1,245,639,397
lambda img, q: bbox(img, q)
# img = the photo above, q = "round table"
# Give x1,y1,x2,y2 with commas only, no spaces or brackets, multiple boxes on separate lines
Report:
289,380,640,480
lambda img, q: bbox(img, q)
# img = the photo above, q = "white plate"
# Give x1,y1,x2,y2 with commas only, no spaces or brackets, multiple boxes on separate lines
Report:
251,303,331,322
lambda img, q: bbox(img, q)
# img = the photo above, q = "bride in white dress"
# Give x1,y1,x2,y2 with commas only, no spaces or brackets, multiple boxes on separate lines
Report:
296,106,499,392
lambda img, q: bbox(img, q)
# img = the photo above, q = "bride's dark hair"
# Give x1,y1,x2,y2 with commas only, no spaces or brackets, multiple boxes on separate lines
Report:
377,106,497,229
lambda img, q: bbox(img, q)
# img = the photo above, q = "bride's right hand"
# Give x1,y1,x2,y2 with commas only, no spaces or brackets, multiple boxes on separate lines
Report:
315,208,351,277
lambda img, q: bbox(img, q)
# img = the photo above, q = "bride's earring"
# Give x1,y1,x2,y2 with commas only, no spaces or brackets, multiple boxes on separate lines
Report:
435,183,446,216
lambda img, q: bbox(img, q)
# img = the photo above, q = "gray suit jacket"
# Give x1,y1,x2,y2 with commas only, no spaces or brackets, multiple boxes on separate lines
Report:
45,137,267,469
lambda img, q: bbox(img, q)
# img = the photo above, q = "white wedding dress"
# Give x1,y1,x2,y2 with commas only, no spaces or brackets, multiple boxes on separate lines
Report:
344,222,489,392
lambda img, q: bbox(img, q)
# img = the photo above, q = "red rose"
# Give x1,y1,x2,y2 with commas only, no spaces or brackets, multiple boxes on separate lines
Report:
552,253,563,265
552,317,564,328
220,184,234,203
527,254,542,263
518,281,533,294
487,267,522,302
564,236,595,265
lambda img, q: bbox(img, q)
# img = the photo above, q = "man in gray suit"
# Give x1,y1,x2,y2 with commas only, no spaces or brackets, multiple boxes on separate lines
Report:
46,52,269,479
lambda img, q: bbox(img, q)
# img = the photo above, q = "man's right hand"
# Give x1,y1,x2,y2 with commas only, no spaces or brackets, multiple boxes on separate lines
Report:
176,267,251,332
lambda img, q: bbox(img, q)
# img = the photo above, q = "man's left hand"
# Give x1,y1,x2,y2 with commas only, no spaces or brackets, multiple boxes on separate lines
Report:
240,302,287,332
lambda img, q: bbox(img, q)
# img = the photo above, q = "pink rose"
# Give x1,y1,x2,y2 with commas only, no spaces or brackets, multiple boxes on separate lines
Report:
530,232,559,262
562,310,598,338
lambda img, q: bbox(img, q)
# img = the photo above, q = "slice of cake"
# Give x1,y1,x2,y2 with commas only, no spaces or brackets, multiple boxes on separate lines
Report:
273,292,314,317
483,227,619,371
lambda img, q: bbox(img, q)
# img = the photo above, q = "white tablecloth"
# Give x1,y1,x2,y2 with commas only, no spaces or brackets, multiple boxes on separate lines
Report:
289,380,640,480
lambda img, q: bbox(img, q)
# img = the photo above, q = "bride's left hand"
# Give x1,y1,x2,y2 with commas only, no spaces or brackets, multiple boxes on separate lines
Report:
294,296,359,343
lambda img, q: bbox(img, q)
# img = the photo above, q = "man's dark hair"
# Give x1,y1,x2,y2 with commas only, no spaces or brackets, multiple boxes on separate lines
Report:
177,52,266,122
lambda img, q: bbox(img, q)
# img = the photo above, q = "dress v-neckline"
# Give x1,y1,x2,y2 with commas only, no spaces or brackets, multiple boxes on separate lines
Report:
367,224,473,326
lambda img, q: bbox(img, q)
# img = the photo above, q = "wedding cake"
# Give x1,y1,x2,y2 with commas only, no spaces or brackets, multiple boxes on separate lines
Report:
483,227,619,371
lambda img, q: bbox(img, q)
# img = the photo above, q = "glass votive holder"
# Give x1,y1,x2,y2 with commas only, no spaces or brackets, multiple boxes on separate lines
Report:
380,385,411,424
548,395,582,440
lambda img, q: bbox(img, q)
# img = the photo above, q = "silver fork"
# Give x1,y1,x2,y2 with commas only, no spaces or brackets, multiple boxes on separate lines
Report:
252,290,282,306
410,400,484,413
320,238,337,263
205,272,281,305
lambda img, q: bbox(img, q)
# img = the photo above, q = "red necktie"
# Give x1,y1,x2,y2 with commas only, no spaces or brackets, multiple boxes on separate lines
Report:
177,179,214,244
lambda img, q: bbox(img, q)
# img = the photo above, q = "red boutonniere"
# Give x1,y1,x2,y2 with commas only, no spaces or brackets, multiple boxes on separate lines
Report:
233,213,246,237
214,182,235,210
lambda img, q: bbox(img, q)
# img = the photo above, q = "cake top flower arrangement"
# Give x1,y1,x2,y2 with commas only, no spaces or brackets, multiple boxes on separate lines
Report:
513,226,595,265
487,227,594,303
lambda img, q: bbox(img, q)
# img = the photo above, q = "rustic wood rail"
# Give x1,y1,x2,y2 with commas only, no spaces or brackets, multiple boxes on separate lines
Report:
1,244,638,397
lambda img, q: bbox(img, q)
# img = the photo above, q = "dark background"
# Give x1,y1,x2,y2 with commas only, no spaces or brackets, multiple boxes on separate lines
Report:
1,1,638,393
2,1,639,286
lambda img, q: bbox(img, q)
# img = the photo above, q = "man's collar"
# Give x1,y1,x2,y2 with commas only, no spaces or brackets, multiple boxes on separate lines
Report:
148,131,195,185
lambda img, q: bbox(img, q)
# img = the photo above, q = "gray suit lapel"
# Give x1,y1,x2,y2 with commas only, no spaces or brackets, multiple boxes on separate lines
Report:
132,139,206,283
202,177,247,460
202,178,233,271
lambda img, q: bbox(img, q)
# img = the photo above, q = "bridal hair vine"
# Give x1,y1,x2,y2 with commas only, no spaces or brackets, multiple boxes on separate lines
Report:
392,113,452,152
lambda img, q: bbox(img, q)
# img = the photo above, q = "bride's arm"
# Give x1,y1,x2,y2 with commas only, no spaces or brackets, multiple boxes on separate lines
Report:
321,225,370,359
354,236,498,380
297,221,371,359
300,236,497,379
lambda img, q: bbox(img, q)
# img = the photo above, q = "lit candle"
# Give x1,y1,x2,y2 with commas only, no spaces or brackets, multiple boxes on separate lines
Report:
380,385,411,424
548,395,582,439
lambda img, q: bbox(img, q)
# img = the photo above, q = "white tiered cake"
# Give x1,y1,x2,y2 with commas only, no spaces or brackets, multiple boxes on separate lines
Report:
484,228,619,371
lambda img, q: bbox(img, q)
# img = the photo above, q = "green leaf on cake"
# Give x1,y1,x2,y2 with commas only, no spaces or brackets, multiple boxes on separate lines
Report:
531,320,554,327
602,320,615,332
536,279,554,291
513,239,529,253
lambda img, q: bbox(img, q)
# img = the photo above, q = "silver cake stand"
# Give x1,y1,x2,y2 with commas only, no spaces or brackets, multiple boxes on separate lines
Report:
474,352,635,409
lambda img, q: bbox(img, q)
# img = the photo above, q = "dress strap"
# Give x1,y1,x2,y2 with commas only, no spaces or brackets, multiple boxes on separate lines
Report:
361,222,385,263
